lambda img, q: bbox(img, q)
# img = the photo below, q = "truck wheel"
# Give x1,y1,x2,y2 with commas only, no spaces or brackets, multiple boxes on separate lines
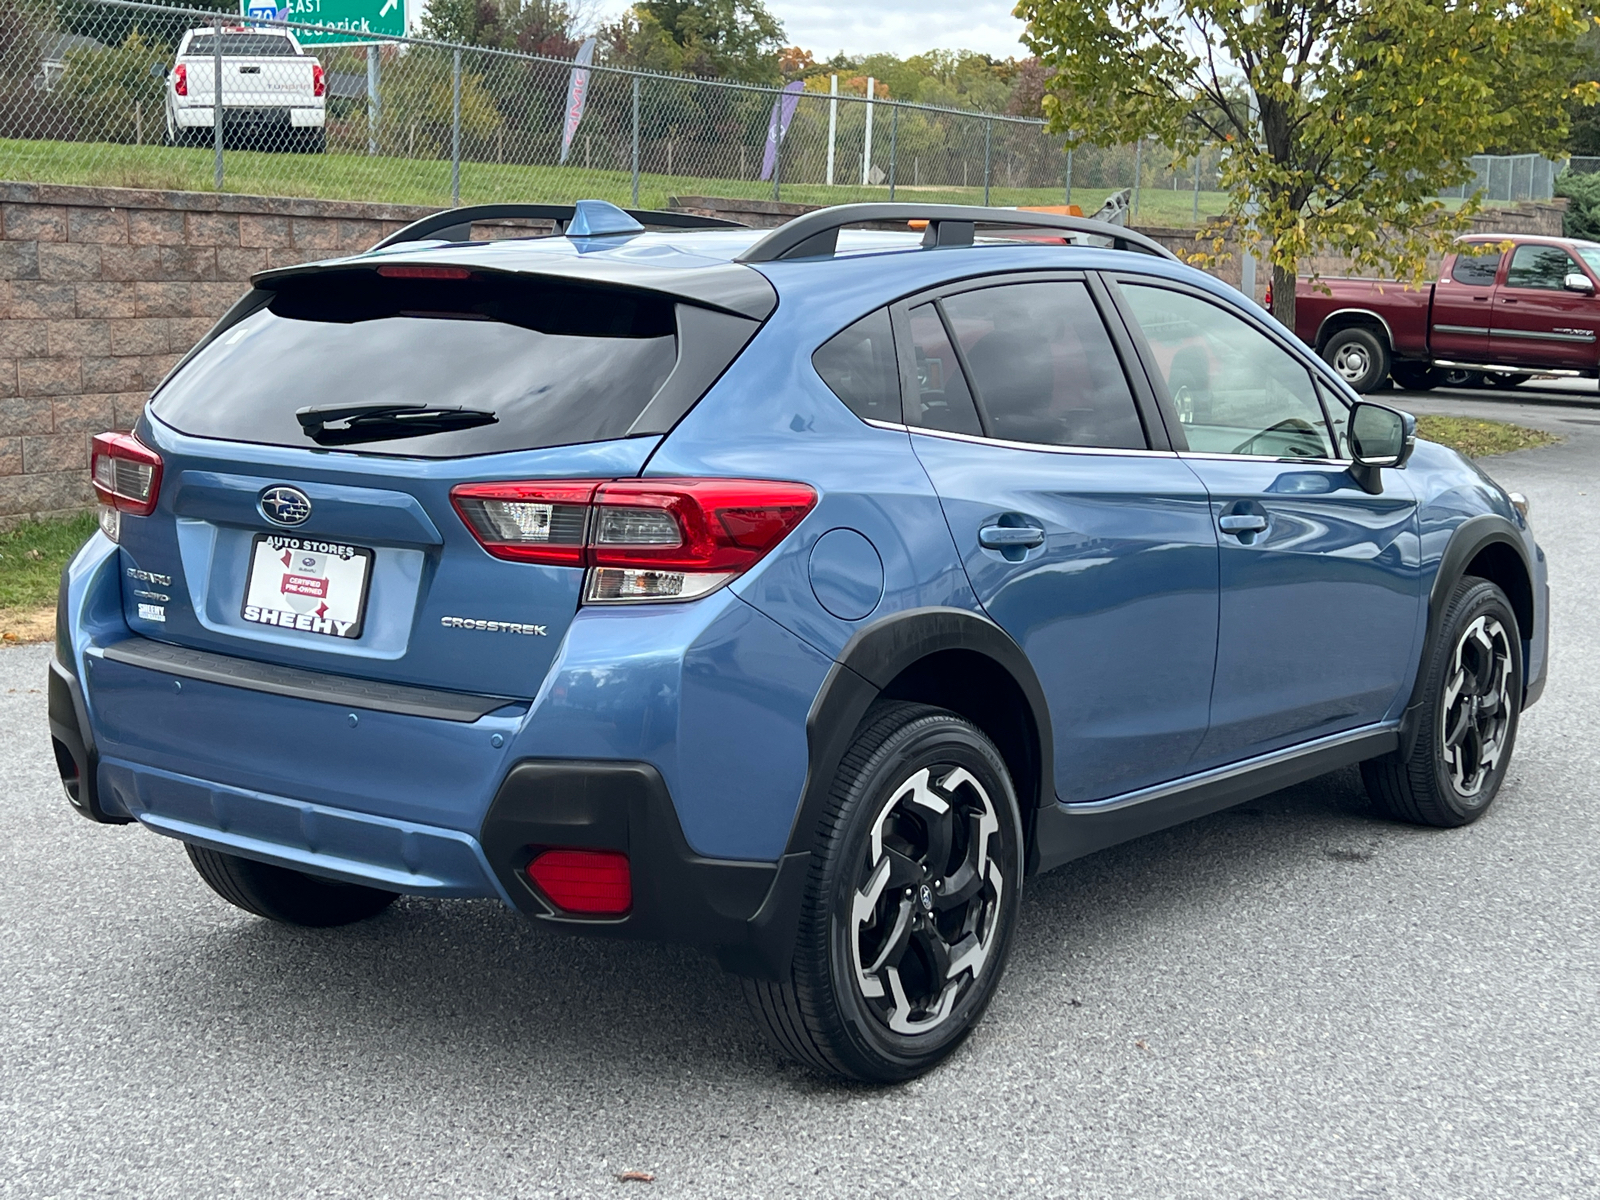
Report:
185,843,398,926
743,701,1024,1083
1390,362,1439,391
1439,368,1481,388
1321,327,1391,393
1483,372,1531,390
1361,577,1521,828
301,129,326,154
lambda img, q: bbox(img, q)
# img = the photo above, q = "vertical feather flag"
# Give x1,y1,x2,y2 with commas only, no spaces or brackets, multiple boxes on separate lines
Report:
760,80,805,181
559,37,598,166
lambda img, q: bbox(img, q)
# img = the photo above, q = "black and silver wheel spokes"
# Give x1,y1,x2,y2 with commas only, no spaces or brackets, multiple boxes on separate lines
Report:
1441,614,1514,797
849,766,1002,1035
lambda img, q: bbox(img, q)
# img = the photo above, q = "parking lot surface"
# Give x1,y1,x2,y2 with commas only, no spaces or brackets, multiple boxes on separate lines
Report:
4,385,1599,1199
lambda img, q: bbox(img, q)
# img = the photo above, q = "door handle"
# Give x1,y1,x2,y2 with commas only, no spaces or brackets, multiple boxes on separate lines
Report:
1218,514,1268,534
1501,297,1519,305
979,525,1045,549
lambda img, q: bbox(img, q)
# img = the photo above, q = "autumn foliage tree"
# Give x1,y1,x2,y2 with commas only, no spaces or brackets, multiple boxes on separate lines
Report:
1015,0,1597,327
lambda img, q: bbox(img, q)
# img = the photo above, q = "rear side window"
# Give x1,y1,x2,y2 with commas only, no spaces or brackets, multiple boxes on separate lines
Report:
1451,248,1502,287
813,308,900,422
151,270,680,458
939,281,1145,450
906,303,982,436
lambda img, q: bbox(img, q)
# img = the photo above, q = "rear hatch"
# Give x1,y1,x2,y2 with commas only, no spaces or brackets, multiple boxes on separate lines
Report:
110,258,766,699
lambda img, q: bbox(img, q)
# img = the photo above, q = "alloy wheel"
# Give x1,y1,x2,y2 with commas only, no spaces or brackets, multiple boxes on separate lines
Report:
1440,613,1515,797
847,764,1004,1035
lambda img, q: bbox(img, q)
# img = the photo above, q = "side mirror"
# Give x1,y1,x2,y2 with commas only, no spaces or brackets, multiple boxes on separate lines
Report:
148,62,164,79
1348,401,1415,494
1564,272,1595,295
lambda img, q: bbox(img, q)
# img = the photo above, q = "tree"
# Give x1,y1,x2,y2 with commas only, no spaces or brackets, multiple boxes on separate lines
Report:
600,0,784,83
1016,0,1597,328
420,0,583,55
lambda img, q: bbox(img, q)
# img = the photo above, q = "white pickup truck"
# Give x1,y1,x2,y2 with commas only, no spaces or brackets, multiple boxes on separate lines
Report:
164,25,326,153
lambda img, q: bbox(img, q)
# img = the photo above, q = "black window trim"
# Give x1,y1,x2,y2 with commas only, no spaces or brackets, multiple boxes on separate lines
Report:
882,268,1172,456
1101,271,1358,465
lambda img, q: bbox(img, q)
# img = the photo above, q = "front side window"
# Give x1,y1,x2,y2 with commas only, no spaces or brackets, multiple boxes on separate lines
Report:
937,281,1146,450
1451,247,1503,287
906,302,983,436
812,308,900,422
1119,284,1335,459
1505,245,1581,291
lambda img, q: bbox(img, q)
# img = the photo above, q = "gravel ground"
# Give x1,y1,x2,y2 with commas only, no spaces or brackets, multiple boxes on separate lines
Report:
3,394,1598,1198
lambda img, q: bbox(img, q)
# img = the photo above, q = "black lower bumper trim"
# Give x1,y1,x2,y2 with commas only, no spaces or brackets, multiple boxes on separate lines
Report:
48,657,128,824
480,760,806,979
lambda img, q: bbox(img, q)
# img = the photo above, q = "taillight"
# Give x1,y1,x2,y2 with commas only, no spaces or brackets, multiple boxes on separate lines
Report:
91,432,162,517
312,63,325,97
450,477,817,603
173,63,187,96
526,849,631,915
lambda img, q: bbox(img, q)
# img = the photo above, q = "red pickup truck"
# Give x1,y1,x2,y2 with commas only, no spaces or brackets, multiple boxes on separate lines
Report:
1291,233,1600,392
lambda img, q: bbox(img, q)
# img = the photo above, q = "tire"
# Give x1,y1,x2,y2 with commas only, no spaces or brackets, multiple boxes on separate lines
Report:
1321,327,1391,393
1390,361,1439,391
1361,577,1522,828
1439,367,1482,388
185,843,398,926
302,129,326,154
1482,372,1532,390
743,701,1025,1083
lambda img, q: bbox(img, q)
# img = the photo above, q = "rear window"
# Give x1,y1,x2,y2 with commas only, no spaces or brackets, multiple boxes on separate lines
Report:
151,270,680,458
185,33,301,56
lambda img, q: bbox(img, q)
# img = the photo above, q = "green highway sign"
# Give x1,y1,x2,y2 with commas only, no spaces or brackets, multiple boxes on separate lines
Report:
240,0,405,45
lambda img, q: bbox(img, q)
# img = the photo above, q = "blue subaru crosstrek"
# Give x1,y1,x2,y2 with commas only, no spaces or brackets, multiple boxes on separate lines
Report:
50,200,1548,1082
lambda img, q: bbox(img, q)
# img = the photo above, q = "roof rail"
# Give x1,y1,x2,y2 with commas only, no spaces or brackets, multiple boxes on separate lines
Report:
371,201,745,251
732,203,1179,264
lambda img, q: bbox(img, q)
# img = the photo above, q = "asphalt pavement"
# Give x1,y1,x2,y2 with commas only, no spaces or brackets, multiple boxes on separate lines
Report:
4,385,1599,1198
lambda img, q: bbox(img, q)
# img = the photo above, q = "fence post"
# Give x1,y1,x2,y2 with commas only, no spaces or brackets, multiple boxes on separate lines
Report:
888,103,898,199
631,76,640,207
827,74,837,186
450,48,462,206
212,20,223,191
1192,155,1200,224
1132,139,1142,220
862,79,874,186
1065,144,1072,206
983,118,992,205
367,45,380,156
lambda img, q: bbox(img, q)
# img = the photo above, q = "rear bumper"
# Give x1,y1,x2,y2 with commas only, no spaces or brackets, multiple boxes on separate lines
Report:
172,106,324,128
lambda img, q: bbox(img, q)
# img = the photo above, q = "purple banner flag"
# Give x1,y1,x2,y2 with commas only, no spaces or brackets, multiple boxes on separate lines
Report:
559,37,598,166
759,80,805,181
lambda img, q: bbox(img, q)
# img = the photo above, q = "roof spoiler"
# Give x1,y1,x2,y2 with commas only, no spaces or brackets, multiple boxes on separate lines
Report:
732,202,1179,264
371,200,744,251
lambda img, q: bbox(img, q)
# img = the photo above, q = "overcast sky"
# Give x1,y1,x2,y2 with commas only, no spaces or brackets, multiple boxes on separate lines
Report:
585,1,1033,60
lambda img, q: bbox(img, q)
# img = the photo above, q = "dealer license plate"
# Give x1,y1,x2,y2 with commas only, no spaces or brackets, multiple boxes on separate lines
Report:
242,534,373,640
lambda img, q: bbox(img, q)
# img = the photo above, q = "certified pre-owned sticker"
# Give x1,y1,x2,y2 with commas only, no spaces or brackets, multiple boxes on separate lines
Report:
441,616,548,636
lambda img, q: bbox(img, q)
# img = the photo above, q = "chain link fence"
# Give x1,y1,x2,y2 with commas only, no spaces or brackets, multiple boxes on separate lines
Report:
1434,154,1564,202
0,0,1559,222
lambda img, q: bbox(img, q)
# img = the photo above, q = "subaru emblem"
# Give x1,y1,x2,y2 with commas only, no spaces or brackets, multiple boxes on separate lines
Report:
259,485,312,527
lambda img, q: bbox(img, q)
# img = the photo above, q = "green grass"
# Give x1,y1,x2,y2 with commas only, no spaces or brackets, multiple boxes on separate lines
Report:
0,136,1234,223
0,512,95,614
1414,415,1559,458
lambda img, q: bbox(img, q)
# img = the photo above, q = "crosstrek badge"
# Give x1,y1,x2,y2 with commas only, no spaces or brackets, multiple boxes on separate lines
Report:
241,534,373,639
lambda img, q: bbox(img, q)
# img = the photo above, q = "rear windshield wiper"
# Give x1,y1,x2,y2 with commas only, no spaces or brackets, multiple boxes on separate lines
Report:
295,403,498,447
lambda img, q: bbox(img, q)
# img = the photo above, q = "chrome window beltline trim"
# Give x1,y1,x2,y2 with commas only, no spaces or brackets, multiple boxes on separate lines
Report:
871,419,1357,467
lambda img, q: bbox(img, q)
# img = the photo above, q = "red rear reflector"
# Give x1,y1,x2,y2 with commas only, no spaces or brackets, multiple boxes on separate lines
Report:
376,264,472,280
90,431,163,517
526,849,632,915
